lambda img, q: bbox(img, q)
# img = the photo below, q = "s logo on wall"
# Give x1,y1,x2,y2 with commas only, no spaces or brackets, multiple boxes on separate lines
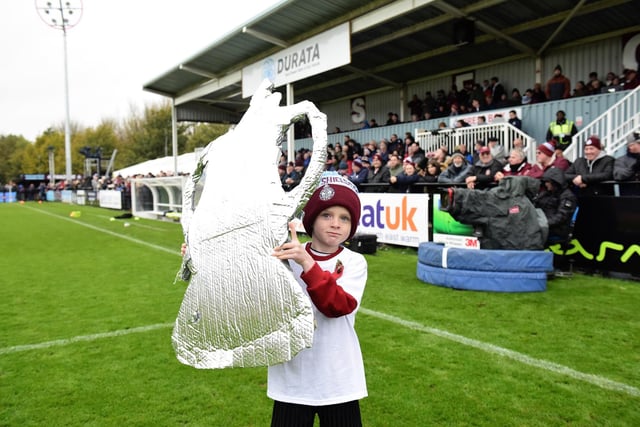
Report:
351,97,366,124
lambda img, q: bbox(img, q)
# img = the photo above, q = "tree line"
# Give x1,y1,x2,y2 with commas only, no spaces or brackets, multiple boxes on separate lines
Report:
0,101,230,183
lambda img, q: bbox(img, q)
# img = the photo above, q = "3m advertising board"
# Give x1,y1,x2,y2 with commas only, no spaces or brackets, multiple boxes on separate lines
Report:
242,23,350,98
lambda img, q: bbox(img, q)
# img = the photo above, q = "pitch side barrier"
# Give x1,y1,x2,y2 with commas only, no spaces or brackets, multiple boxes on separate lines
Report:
7,180,636,276
357,181,639,277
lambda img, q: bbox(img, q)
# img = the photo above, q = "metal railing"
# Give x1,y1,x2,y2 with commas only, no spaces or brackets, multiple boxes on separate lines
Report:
415,122,536,161
564,86,640,162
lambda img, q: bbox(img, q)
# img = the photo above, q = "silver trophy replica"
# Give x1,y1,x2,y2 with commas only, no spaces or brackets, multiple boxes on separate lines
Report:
173,79,328,369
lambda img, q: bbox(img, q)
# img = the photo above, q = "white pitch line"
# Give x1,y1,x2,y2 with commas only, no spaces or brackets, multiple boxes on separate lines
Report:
360,308,640,397
25,205,180,256
2,305,638,398
0,323,173,355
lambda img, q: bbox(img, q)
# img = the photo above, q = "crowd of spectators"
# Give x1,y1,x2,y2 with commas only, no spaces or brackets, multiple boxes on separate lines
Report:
331,66,638,131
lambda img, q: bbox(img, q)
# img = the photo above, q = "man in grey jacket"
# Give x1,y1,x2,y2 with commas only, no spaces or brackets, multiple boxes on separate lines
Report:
438,152,472,184
565,135,614,196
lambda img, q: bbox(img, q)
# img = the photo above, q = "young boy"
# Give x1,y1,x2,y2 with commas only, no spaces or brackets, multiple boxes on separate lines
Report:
270,174,368,427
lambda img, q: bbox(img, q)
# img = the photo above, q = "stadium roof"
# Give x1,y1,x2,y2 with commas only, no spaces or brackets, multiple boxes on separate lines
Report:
143,0,640,123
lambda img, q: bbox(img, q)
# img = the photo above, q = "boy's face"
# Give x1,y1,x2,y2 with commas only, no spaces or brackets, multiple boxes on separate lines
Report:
311,206,352,252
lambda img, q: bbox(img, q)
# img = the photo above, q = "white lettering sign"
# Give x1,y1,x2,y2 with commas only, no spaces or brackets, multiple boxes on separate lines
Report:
242,23,350,97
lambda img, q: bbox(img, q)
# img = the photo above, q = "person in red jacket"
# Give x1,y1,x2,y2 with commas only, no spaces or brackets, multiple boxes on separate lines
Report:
545,64,571,100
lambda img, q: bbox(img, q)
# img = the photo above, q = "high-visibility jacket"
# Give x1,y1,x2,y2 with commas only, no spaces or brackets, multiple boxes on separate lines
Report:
548,120,575,145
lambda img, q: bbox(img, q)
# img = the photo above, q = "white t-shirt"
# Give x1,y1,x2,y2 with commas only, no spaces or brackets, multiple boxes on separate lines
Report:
267,243,368,406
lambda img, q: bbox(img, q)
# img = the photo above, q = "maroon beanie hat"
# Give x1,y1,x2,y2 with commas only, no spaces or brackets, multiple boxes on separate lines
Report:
537,140,556,157
585,135,602,150
302,174,361,240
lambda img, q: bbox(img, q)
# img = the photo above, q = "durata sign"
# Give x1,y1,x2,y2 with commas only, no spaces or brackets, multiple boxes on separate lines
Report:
242,23,350,98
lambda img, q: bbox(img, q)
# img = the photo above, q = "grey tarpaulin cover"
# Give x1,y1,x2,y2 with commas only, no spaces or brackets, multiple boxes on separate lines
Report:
442,176,548,250
173,80,328,369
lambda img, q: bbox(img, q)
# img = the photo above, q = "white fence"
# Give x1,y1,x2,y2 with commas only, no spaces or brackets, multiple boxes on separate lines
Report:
416,122,536,161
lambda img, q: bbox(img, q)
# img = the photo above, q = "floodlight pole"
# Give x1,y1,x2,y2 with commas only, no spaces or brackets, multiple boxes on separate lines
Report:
48,146,55,190
36,0,83,186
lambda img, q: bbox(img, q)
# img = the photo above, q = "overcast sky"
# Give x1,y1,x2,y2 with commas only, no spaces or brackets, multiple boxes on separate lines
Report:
1,0,282,141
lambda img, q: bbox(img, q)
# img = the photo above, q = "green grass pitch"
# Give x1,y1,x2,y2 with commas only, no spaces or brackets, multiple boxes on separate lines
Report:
1,202,638,426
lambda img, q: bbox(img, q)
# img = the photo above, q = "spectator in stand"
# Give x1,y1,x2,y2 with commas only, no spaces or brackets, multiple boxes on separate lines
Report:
362,140,376,158
511,138,527,161
369,118,379,128
438,152,472,184
477,116,487,126
377,140,390,163
613,131,640,182
429,146,450,170
454,143,473,164
465,146,503,190
361,156,371,171
406,141,426,167
490,76,505,108
521,88,533,105
422,91,436,117
488,136,506,164
418,159,441,185
604,71,617,85
508,110,522,130
534,168,578,245
294,159,306,178
401,136,415,161
387,134,402,157
470,98,483,113
531,83,547,103
278,164,287,182
282,162,301,192
386,112,395,125
622,69,639,91
572,80,589,97
495,93,511,109
408,94,423,119
492,113,505,123
469,83,485,108
455,119,471,128
526,140,570,179
387,154,403,177
546,64,571,100
546,110,578,151
495,149,531,182
591,78,607,94
389,160,420,193
366,153,391,193
510,88,522,106
565,135,615,196
332,143,343,166
587,71,604,91
512,138,525,151
337,160,349,176
472,139,485,164
389,113,401,125
347,158,369,191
